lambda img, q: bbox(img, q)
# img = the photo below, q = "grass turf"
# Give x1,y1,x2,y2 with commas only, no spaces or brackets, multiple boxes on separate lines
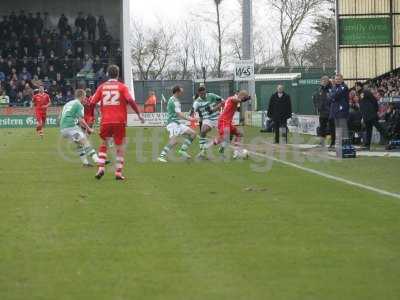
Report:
0,127,399,300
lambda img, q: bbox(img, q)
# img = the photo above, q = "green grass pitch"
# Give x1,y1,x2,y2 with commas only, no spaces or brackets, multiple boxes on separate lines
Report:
0,127,400,300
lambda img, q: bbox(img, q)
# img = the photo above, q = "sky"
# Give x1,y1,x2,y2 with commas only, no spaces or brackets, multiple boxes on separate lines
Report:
131,0,240,26
129,0,329,62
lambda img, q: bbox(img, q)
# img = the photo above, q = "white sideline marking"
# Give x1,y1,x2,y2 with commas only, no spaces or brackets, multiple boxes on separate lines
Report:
248,150,400,200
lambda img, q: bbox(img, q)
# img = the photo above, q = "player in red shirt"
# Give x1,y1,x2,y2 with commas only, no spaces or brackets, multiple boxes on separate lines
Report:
32,86,51,137
83,88,96,130
91,65,145,180
214,90,251,155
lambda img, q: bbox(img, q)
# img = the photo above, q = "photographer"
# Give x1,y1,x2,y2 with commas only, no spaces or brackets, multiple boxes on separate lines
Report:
267,85,292,144
313,76,335,148
355,82,387,150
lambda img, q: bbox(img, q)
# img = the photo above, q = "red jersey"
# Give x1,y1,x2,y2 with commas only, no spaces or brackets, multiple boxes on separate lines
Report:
91,79,137,125
219,96,238,123
84,96,96,124
32,93,50,113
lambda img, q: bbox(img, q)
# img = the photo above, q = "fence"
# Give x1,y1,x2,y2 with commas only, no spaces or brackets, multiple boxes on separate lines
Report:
133,80,194,112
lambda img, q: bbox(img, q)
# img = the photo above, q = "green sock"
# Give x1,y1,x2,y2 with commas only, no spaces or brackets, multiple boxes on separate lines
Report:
199,137,208,151
160,144,172,157
180,137,194,152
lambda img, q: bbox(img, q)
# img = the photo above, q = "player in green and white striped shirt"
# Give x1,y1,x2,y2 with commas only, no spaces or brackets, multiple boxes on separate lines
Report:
193,86,223,158
158,86,197,163
60,89,99,167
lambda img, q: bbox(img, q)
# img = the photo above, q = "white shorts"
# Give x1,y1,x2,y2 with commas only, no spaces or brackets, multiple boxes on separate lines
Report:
201,119,218,129
60,126,86,142
166,123,190,138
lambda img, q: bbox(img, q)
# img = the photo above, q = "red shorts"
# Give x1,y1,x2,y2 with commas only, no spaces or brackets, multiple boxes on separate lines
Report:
35,112,47,125
218,119,239,138
100,123,126,145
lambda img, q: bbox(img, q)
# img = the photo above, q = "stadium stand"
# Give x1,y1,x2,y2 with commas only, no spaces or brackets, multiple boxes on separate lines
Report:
0,10,121,107
345,69,400,147
370,71,400,98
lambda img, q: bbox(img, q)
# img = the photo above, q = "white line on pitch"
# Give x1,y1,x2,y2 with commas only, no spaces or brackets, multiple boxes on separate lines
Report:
247,150,400,200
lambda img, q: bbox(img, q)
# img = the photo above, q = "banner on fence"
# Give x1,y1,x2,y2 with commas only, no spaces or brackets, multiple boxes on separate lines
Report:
127,112,240,127
0,115,59,128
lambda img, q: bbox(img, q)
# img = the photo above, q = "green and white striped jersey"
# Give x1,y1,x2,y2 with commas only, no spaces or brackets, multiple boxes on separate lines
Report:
193,93,222,121
166,96,182,125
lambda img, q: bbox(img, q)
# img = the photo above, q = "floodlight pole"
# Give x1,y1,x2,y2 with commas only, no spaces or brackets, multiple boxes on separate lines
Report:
242,0,256,112
335,0,340,74
122,0,134,95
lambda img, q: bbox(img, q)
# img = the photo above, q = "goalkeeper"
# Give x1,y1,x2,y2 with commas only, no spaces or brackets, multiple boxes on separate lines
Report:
192,86,223,158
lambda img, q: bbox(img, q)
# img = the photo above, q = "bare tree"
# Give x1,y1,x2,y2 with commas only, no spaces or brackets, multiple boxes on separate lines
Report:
268,0,325,66
130,22,175,80
189,26,215,79
176,22,192,80
192,0,227,77
227,28,279,71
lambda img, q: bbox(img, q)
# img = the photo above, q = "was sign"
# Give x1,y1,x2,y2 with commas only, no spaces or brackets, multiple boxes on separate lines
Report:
234,60,255,81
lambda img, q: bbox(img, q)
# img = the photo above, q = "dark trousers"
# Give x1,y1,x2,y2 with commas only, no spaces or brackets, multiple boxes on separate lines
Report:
88,29,96,41
319,117,336,146
364,119,386,148
273,120,287,144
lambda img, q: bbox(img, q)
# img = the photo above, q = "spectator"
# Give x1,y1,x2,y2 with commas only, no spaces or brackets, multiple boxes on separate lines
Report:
86,14,96,41
0,70,5,82
99,46,109,60
47,65,57,81
19,67,32,81
98,16,107,39
93,55,102,72
26,13,35,35
65,89,74,102
355,81,387,150
34,66,45,80
57,14,69,35
75,12,86,32
75,47,84,60
267,85,292,144
53,90,64,106
35,12,44,35
15,91,24,106
43,12,50,32
8,82,18,106
43,76,51,90
347,90,362,144
22,82,33,105
81,54,93,73
0,89,10,107
384,103,400,146
73,57,83,74
329,74,350,146
313,75,335,148
95,66,106,82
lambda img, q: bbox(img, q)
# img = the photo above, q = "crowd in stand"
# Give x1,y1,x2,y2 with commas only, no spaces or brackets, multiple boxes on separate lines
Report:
0,10,121,107
313,70,400,151
370,72,400,98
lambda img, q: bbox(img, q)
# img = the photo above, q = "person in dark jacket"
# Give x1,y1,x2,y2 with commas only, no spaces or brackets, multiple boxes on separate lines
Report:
355,82,387,150
313,76,335,147
384,103,400,141
329,74,350,146
267,85,292,144
347,90,363,144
